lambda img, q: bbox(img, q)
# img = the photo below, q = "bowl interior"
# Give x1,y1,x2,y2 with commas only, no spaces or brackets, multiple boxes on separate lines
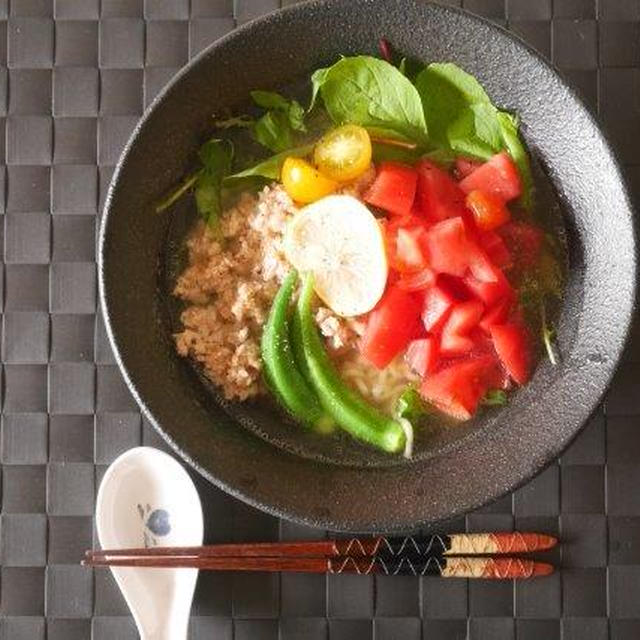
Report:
100,0,636,531
160,151,571,469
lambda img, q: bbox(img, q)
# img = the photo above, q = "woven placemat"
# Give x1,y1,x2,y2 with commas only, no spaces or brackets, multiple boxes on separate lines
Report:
0,1,639,638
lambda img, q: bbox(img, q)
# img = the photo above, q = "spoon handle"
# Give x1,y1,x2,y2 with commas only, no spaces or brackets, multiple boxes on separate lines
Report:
138,619,188,640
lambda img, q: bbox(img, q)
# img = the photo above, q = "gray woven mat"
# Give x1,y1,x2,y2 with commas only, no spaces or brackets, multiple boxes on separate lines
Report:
0,1,639,638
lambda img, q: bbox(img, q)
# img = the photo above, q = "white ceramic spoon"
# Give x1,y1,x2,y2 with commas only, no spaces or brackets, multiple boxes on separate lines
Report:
96,447,204,640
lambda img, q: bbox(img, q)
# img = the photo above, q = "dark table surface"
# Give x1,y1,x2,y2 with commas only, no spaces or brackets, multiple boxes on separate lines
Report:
0,0,639,639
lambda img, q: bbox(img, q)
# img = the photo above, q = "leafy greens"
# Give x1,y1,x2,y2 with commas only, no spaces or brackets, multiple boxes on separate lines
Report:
310,56,429,145
158,52,534,240
213,90,307,154
249,90,306,153
414,62,533,208
156,139,233,229
193,139,234,229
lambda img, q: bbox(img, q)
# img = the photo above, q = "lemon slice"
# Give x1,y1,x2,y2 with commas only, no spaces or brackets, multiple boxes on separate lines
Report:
284,194,388,317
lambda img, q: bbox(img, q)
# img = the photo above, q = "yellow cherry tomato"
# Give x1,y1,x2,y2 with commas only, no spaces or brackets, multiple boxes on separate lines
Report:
313,124,373,182
281,157,339,204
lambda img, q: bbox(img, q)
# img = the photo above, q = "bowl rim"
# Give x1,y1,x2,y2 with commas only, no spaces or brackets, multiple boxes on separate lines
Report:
99,0,637,532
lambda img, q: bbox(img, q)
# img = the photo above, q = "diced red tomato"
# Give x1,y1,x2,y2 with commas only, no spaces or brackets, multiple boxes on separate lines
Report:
397,267,436,292
406,337,439,376
385,213,424,233
464,270,513,307
395,227,428,271
416,160,467,222
383,222,428,274
459,152,522,202
440,300,485,355
455,156,483,179
498,221,543,271
490,323,532,385
423,217,472,277
480,230,512,269
437,274,472,301
385,268,400,287
465,190,511,231
479,299,512,334
364,162,418,216
423,216,498,284
360,286,422,369
467,328,498,356
467,248,500,284
420,355,502,420
421,281,458,332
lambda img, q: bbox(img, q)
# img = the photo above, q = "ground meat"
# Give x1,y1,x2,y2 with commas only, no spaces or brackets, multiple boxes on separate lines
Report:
173,185,297,400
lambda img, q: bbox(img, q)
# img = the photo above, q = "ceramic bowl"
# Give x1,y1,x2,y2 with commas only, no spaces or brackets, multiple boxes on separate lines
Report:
99,0,636,531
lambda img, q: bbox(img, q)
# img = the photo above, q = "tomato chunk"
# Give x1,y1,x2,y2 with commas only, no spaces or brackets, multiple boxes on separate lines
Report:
406,337,439,376
421,281,458,332
498,221,543,271
395,227,428,272
423,216,497,283
385,213,424,233
479,299,512,334
467,248,500,283
464,269,513,307
420,355,502,420
397,267,436,292
360,286,422,369
416,160,467,222
383,219,428,274
466,190,511,231
364,162,418,216
459,152,522,202
440,300,485,355
490,323,532,385
423,217,472,277
437,274,473,301
480,230,512,269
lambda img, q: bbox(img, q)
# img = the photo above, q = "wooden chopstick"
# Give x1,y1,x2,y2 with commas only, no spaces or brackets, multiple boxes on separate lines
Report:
86,532,557,561
83,553,552,578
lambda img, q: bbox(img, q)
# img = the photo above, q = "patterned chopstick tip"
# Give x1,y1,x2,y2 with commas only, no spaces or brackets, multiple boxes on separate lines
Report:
442,557,553,579
446,532,557,555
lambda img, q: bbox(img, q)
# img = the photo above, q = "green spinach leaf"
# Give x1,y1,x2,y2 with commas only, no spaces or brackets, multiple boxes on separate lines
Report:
497,111,533,210
225,144,314,182
247,90,307,153
309,67,330,111
415,62,533,208
251,90,306,131
250,90,291,110
422,147,458,168
194,138,233,229
415,62,498,157
311,56,428,144
212,91,306,154
371,141,422,165
252,110,294,152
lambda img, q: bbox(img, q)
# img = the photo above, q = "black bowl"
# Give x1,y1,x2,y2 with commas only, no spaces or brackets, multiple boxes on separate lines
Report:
99,0,636,532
